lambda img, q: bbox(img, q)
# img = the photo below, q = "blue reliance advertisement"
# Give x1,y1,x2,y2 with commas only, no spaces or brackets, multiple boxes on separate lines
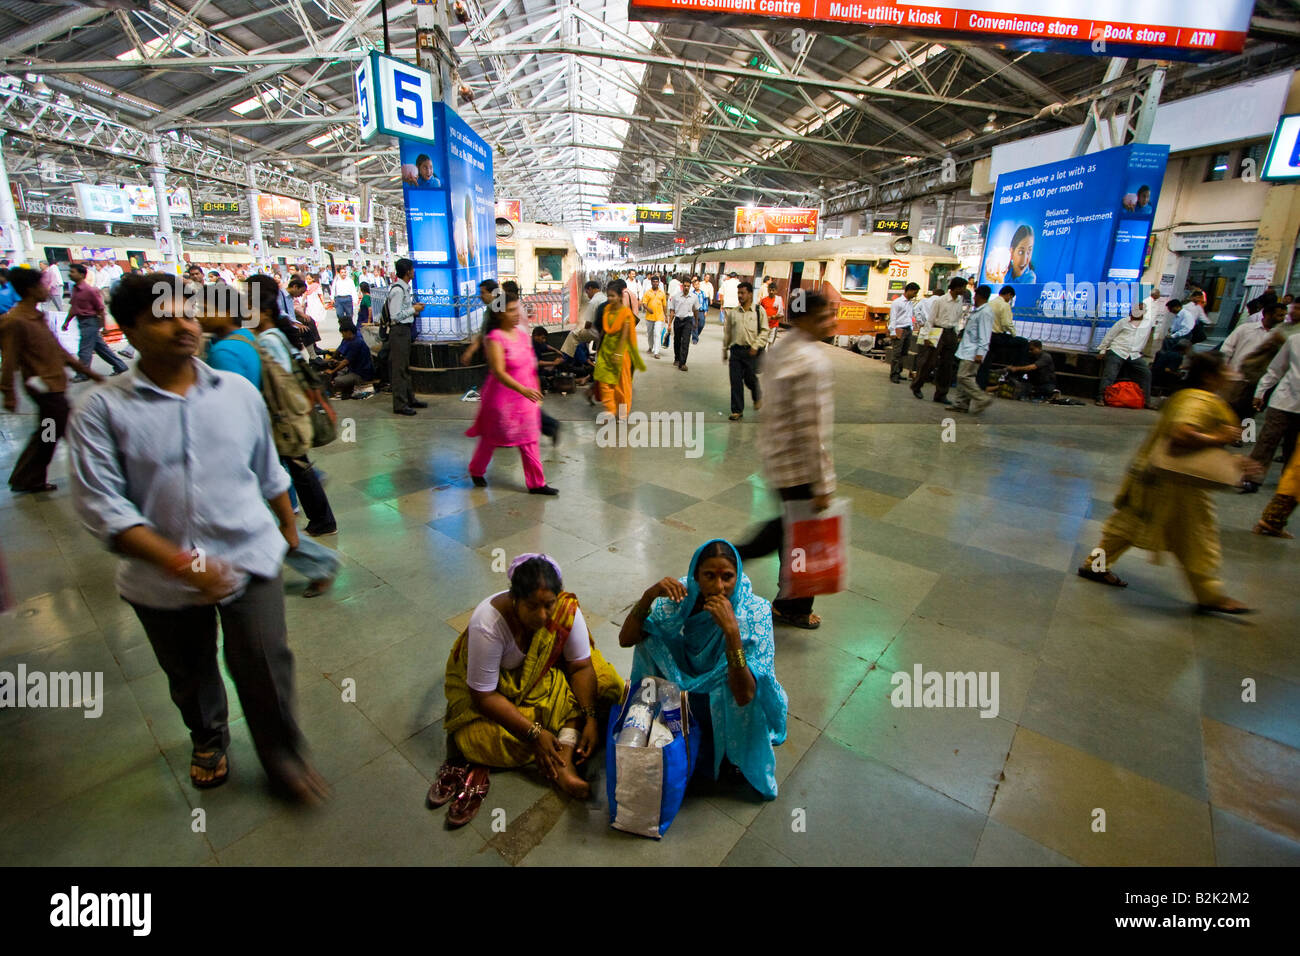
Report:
980,143,1169,323
398,102,496,338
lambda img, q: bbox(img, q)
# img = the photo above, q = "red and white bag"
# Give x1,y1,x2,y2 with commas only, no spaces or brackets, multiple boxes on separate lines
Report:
779,498,850,599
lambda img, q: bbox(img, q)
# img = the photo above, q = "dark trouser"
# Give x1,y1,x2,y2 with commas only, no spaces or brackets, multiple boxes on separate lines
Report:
335,295,354,320
541,411,559,441
332,371,362,398
694,309,707,341
673,316,694,366
889,329,911,379
913,327,958,399
736,483,814,619
9,391,69,491
75,316,128,374
129,573,306,777
1250,407,1300,480
1098,350,1152,402
282,454,335,532
389,322,414,410
729,345,761,414
977,331,1015,389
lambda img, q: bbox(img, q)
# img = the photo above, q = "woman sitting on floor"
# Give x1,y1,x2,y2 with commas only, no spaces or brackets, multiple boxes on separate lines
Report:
620,539,788,799
433,554,623,826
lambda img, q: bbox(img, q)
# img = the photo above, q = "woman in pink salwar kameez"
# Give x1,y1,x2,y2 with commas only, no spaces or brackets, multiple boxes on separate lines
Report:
466,295,559,495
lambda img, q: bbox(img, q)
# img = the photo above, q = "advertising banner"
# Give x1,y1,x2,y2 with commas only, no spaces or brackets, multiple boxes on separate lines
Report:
627,0,1253,59
734,206,819,235
256,194,303,224
979,142,1169,321
74,184,134,224
496,198,522,222
444,103,498,311
121,185,193,218
324,196,372,228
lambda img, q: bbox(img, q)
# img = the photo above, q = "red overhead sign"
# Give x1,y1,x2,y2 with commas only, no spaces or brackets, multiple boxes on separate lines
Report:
734,206,819,235
627,1,1253,58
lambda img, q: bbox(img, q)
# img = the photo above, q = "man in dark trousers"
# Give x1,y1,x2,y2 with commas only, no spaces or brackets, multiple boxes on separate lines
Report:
722,281,772,420
61,262,129,380
1,265,104,492
386,257,426,416
66,272,328,803
912,276,968,405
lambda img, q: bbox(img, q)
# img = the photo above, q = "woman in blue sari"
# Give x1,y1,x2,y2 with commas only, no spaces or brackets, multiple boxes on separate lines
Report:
619,539,788,799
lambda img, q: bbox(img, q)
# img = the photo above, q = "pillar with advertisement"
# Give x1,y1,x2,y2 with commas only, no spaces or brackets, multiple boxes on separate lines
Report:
356,51,495,340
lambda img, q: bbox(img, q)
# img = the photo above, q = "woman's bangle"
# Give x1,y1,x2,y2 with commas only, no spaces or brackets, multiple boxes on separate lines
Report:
726,647,747,670
524,721,542,743
581,706,597,720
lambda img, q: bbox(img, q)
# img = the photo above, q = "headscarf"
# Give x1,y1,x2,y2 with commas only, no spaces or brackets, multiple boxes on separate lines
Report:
507,552,563,583
630,539,788,798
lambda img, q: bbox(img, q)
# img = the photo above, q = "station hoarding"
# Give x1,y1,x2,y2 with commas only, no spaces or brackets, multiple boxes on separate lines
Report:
73,184,134,224
324,196,372,228
627,0,1255,59
979,142,1169,323
120,185,193,218
256,194,303,224
734,206,818,235
496,198,522,222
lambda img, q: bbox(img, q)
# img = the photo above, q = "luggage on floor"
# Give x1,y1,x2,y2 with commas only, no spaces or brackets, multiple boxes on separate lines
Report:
606,680,699,839
1104,381,1145,409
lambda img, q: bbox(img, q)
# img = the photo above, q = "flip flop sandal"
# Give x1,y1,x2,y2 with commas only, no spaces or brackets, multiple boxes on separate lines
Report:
1195,603,1256,616
426,761,468,809
446,766,490,828
303,577,334,598
1076,567,1128,588
772,607,820,630
190,748,229,790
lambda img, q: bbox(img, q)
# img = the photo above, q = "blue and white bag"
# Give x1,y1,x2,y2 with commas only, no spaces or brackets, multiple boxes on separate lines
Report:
605,682,700,839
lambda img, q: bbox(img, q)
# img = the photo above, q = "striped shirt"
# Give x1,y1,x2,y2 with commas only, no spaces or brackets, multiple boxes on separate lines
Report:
758,327,836,496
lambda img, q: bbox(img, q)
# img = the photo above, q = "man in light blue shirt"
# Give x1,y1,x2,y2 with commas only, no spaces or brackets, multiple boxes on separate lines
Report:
952,284,995,415
67,272,327,803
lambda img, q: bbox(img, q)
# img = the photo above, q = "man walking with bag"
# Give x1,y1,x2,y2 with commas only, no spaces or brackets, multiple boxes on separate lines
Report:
736,291,837,630
387,258,426,416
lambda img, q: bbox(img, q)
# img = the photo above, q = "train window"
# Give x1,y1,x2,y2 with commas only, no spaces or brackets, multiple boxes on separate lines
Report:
498,249,516,276
928,263,956,295
843,261,874,291
536,249,564,282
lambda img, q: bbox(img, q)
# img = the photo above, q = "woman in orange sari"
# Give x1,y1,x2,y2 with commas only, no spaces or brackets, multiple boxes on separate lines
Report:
593,279,646,420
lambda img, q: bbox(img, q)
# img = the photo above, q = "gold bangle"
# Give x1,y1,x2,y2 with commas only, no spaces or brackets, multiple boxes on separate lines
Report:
726,647,747,669
524,721,542,742
581,706,597,720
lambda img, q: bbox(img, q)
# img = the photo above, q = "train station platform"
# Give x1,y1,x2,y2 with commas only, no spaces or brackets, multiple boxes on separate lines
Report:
2,325,1297,867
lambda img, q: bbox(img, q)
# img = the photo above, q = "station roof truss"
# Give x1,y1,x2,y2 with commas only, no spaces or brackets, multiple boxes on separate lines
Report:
0,0,1298,247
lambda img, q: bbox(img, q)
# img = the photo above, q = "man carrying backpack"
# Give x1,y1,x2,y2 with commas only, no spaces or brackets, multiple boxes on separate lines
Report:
387,258,425,416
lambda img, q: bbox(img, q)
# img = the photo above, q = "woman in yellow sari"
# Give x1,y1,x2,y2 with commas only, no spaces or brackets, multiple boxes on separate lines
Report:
432,554,623,826
1255,447,1300,538
592,279,646,420
1078,353,1263,614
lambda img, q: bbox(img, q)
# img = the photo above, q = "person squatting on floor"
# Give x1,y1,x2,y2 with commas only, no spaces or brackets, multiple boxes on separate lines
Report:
66,272,328,802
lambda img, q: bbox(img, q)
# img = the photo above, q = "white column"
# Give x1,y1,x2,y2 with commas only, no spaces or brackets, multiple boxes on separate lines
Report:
383,205,393,271
148,136,182,272
246,164,263,268
353,219,362,267
306,180,322,269
0,133,31,265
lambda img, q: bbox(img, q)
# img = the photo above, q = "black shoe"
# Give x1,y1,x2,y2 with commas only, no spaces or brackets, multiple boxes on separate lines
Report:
889,376,901,383
394,407,417,416
471,475,487,487
409,400,429,409
305,524,337,537
911,389,923,400
528,485,559,496
1239,481,1260,495
934,397,952,406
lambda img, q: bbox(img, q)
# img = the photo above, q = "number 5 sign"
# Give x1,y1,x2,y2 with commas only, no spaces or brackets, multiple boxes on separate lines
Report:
355,52,438,145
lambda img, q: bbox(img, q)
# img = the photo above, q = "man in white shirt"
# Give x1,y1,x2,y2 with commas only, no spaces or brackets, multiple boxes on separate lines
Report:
1096,310,1154,406
95,261,123,291
720,272,741,311
1180,290,1209,336
332,267,357,329
580,280,606,330
1140,286,1169,360
887,282,921,383
700,275,715,312
1245,323,1300,492
912,276,967,404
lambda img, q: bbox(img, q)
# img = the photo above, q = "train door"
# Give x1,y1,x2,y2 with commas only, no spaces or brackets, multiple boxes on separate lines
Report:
790,260,805,292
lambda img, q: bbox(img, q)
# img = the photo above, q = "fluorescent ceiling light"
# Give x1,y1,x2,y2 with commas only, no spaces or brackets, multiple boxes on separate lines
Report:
230,88,280,116
307,129,340,148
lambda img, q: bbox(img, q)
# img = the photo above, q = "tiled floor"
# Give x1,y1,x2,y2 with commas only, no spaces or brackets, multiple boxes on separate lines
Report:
2,318,1298,866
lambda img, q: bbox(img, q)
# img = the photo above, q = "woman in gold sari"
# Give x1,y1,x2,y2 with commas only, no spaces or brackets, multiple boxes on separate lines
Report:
431,554,623,826
1078,353,1263,614
592,279,645,420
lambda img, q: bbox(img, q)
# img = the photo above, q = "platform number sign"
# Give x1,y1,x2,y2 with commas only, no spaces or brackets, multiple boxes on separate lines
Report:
355,53,438,145
1261,114,1300,182
355,57,378,142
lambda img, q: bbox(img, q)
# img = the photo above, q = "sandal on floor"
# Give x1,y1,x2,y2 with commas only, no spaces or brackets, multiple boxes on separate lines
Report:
1077,567,1128,588
1252,522,1294,539
1195,602,1255,616
190,748,229,790
303,577,334,598
772,607,821,629
426,761,468,809
446,766,490,828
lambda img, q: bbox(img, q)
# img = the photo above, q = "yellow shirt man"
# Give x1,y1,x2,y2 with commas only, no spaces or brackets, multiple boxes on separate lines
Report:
990,293,1015,335
642,284,669,356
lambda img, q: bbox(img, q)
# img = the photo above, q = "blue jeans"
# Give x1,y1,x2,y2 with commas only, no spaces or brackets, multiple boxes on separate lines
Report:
335,295,354,320
75,316,128,374
694,310,707,341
